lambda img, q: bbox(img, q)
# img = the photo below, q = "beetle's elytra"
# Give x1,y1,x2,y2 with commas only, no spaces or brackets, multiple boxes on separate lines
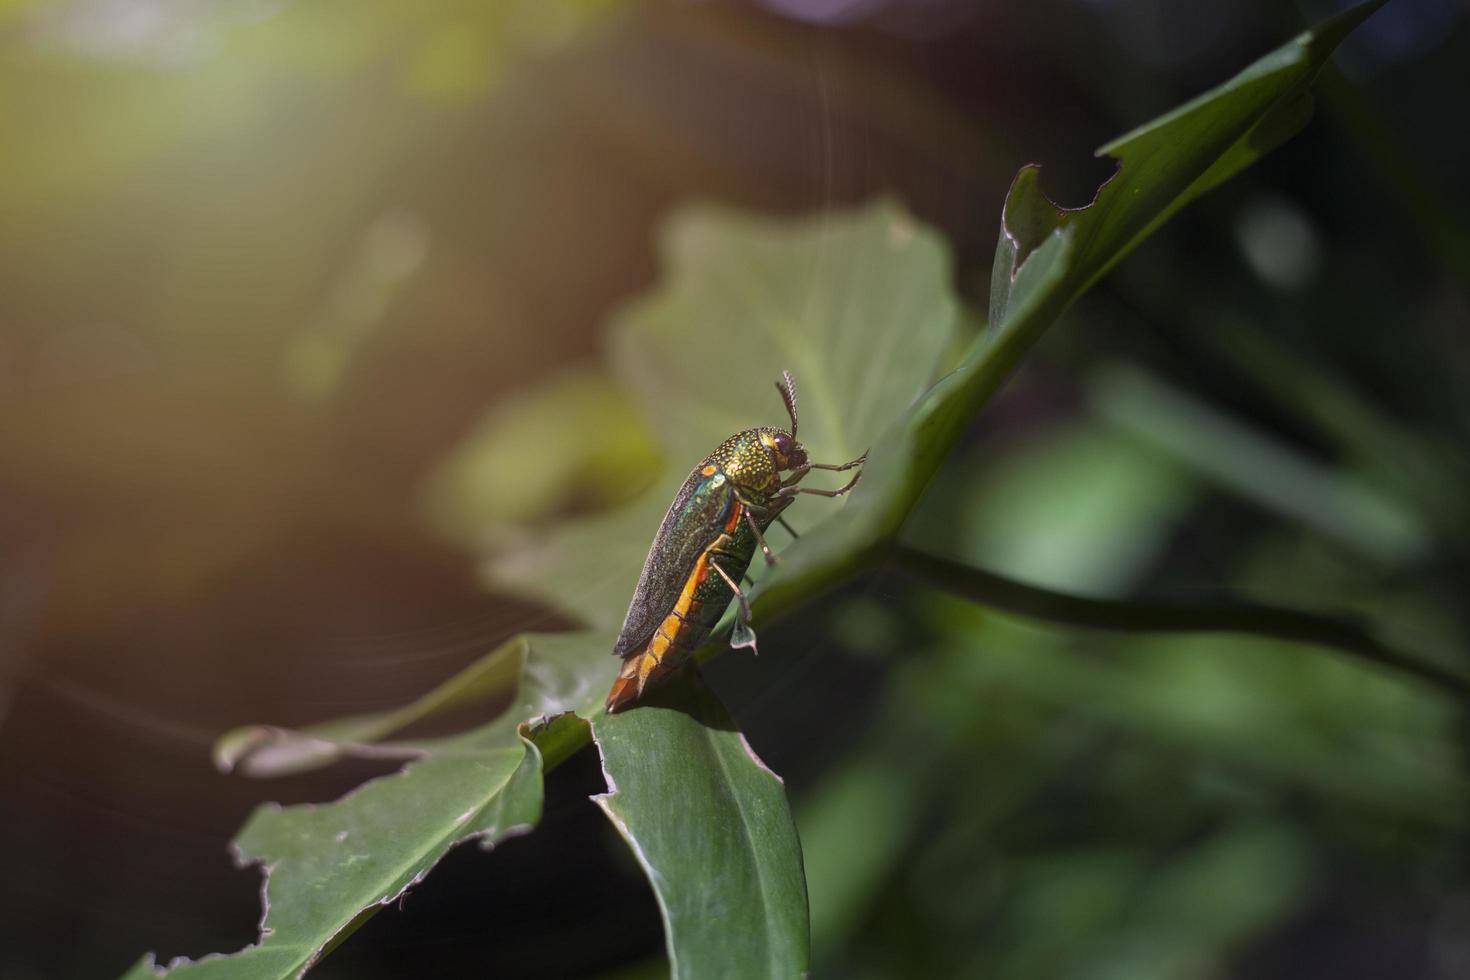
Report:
605,371,864,713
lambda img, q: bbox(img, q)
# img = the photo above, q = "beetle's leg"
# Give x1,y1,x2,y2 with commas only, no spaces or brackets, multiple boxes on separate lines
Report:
775,465,863,500
781,452,865,488
709,560,757,653
777,515,799,539
742,507,781,566
780,464,810,488
810,452,866,472
736,494,791,566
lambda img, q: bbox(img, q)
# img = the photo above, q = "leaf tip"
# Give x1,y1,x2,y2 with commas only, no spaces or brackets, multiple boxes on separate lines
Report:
213,726,343,778
738,731,785,786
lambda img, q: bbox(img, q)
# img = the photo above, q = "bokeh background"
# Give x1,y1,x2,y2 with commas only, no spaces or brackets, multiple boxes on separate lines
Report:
2,0,1469,977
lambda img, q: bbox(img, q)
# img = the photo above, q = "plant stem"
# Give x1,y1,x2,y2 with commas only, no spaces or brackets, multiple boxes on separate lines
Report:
891,543,1470,700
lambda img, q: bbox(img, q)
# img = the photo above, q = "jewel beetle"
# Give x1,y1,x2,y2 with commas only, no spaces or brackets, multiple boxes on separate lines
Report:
605,371,864,712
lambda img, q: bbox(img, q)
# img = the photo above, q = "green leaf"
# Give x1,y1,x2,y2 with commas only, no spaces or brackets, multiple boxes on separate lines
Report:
591,672,809,979
125,734,545,980
994,0,1384,310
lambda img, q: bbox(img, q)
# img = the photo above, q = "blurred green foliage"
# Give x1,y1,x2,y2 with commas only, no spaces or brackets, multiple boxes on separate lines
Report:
421,365,661,538
906,419,1199,596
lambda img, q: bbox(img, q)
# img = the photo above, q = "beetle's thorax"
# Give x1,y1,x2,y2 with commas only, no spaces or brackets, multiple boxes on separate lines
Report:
707,427,790,498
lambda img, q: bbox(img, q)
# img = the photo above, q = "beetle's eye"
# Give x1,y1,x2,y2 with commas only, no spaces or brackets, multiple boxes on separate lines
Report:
773,433,793,455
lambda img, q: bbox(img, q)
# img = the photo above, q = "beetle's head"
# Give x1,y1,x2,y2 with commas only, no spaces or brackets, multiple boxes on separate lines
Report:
763,428,807,472
766,370,807,472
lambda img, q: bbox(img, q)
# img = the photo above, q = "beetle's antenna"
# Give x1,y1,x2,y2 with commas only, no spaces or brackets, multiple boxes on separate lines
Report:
777,370,798,436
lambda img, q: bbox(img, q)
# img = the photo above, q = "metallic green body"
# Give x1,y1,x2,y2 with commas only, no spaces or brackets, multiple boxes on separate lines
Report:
606,371,861,712
612,428,791,660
